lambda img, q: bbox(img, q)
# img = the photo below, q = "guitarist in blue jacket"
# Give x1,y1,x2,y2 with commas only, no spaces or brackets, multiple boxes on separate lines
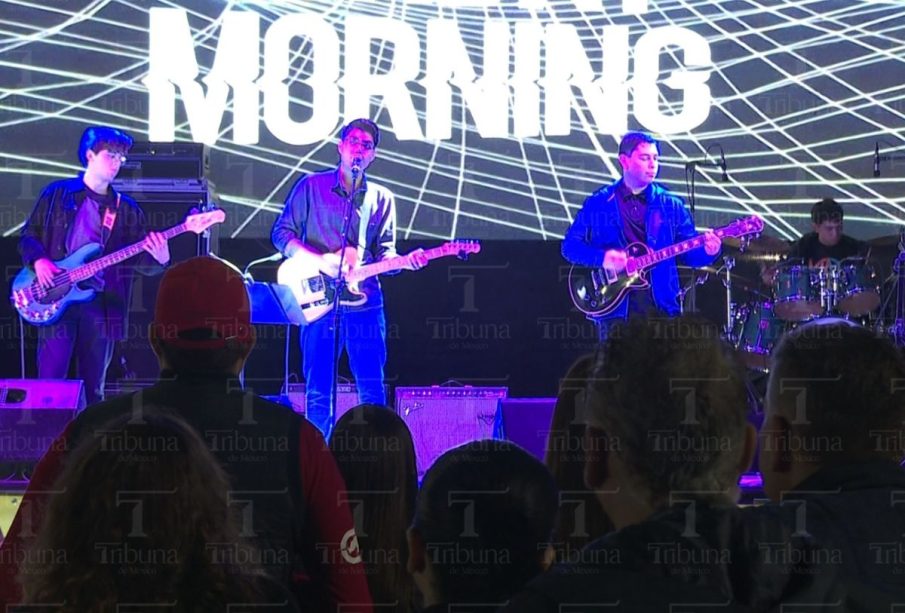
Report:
18,126,171,404
563,132,721,339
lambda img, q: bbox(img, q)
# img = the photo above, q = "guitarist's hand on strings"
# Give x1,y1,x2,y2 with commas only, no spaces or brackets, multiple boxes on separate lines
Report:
402,248,428,271
319,251,350,279
603,249,628,273
143,231,171,266
702,230,721,256
34,257,63,289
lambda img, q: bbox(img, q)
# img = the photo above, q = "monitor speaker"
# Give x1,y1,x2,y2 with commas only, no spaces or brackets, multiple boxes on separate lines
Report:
0,379,85,464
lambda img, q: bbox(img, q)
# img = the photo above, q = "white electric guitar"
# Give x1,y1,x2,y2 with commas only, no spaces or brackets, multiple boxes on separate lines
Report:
277,240,481,324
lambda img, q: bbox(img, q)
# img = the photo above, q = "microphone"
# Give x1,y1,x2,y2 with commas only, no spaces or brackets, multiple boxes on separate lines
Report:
719,149,728,182
874,142,881,177
351,157,363,177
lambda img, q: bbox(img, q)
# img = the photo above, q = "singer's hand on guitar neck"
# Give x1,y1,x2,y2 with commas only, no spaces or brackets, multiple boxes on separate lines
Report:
33,257,62,288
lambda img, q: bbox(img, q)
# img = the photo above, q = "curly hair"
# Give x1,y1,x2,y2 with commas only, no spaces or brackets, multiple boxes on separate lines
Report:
769,320,905,461
20,412,265,612
585,316,749,507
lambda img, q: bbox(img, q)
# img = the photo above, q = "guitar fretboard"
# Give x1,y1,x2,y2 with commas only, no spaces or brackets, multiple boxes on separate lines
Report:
626,226,735,273
65,223,188,284
348,245,456,282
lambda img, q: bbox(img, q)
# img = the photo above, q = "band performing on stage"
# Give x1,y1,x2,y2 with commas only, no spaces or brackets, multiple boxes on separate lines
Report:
8,124,903,425
4,118,905,611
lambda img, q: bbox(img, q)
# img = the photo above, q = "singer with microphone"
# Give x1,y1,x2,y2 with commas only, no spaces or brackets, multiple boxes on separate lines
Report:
271,118,428,436
563,131,721,340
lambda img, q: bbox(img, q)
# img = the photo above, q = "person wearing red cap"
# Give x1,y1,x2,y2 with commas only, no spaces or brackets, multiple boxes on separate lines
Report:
271,118,428,437
0,257,373,613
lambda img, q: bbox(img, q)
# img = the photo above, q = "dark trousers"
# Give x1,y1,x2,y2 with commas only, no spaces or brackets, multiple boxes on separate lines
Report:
301,305,387,438
37,298,115,405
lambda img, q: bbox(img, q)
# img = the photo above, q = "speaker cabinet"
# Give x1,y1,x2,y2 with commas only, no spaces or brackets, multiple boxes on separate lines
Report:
497,397,556,462
106,179,217,386
0,379,85,464
396,387,507,479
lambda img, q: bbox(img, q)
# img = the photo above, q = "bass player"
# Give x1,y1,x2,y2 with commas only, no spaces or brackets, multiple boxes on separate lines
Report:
563,131,721,339
18,126,171,404
271,118,428,436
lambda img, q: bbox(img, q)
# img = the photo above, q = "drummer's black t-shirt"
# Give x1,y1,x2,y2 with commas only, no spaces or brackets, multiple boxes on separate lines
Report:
788,233,867,266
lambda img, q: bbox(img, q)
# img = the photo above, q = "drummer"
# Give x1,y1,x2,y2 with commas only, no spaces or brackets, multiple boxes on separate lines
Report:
787,197,869,266
762,198,869,285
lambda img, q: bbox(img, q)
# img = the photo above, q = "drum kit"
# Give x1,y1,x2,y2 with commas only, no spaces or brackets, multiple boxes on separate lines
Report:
719,236,882,371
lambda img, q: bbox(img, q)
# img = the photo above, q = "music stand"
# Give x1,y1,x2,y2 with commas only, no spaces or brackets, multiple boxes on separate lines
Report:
246,281,305,394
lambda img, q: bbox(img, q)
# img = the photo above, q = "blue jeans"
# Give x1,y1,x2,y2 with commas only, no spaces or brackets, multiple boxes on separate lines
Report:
301,305,387,438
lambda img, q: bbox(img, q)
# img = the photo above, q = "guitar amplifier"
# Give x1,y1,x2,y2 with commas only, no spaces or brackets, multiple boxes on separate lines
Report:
117,141,209,180
0,379,85,463
395,386,507,479
282,383,386,422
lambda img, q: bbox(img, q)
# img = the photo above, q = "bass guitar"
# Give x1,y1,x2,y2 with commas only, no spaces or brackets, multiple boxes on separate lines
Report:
11,209,226,325
568,215,764,317
278,240,481,325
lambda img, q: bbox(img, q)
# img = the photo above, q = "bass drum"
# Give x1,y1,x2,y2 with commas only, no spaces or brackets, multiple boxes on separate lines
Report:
730,301,787,371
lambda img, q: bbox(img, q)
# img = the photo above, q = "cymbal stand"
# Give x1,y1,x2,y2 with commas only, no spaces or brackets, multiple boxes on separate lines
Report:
722,257,736,340
678,266,714,315
893,252,905,346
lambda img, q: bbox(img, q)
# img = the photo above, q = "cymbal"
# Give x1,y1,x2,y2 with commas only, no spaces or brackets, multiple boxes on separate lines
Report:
723,234,791,254
868,234,901,247
676,265,723,275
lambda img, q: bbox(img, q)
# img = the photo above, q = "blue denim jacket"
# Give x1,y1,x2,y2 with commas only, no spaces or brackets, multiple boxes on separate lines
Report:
562,179,718,319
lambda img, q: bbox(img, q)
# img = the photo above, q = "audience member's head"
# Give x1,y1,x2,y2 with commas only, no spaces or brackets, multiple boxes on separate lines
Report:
20,412,269,611
150,256,255,376
761,319,905,501
582,316,755,529
407,440,557,609
329,405,418,612
544,354,614,560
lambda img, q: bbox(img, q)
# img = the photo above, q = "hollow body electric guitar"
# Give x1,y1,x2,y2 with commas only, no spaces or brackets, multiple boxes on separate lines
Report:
278,240,481,325
568,215,765,318
11,209,226,326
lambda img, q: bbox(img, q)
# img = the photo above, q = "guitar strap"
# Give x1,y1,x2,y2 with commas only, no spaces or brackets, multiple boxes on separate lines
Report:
101,192,121,247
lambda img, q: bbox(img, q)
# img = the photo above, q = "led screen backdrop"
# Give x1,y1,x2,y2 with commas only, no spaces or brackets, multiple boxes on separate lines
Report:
1,0,903,241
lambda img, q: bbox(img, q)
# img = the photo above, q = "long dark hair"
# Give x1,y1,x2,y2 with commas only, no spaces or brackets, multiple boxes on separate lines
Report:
21,412,264,612
544,354,614,560
329,404,418,612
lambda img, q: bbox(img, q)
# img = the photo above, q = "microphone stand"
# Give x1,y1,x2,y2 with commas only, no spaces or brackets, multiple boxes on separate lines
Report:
325,165,362,439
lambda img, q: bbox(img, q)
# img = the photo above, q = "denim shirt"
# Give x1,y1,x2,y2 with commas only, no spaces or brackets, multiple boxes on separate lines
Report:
562,179,718,319
271,167,398,309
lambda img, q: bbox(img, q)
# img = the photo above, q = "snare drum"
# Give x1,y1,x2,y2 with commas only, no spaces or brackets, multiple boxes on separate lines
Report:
731,301,786,371
836,257,880,316
773,262,821,321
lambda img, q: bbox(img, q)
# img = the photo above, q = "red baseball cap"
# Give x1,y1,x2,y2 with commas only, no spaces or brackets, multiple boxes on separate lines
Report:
152,256,253,349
